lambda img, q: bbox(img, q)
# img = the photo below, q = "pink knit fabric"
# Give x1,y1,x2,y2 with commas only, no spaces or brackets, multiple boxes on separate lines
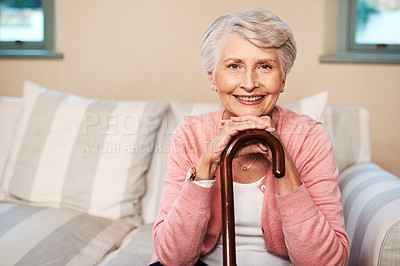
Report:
153,106,349,265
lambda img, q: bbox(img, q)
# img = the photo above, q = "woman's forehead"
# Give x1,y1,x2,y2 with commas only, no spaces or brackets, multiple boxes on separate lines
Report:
217,33,280,62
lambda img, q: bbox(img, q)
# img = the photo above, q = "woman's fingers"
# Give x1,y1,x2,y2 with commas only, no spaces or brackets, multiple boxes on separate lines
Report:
232,115,276,131
213,115,276,155
222,115,276,133
220,115,278,157
201,115,279,178
209,115,277,164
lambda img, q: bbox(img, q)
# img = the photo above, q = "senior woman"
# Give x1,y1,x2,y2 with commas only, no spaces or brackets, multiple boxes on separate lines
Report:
152,8,349,266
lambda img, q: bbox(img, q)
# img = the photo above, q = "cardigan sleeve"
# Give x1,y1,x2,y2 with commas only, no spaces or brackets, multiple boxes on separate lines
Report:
152,120,214,266
276,123,350,265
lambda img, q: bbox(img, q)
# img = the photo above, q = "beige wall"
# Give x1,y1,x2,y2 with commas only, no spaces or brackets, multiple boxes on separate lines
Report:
0,0,399,176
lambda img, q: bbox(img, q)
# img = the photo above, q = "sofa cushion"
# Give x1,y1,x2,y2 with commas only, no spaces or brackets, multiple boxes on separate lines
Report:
99,224,156,266
0,203,133,266
1,81,167,225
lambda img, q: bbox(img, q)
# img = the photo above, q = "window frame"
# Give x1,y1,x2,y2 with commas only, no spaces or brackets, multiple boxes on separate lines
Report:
320,0,400,64
0,0,62,59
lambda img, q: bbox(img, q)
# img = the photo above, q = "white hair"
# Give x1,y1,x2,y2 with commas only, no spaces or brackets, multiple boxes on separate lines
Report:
201,8,297,75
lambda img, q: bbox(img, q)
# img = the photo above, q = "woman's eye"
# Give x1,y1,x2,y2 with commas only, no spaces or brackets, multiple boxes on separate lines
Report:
229,64,239,69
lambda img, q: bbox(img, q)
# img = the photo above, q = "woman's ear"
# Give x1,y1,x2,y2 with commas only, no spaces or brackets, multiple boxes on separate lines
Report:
280,76,286,93
208,72,217,91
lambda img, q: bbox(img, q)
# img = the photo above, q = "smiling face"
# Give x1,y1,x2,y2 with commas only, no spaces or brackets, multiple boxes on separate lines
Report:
208,32,286,119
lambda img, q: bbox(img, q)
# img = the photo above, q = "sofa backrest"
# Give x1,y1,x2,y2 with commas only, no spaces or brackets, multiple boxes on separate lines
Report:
0,96,372,225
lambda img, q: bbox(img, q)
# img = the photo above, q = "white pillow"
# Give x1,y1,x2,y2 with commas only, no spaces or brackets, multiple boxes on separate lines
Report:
1,81,167,225
169,99,223,123
283,91,328,122
0,98,23,201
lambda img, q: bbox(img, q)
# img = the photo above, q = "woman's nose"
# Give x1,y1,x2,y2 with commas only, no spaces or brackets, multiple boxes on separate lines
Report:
240,69,259,91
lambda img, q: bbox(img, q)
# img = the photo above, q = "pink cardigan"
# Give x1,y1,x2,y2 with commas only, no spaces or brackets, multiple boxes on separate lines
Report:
153,106,349,265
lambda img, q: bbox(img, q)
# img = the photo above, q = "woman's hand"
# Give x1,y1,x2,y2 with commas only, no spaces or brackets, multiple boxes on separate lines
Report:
231,116,301,194
194,114,277,180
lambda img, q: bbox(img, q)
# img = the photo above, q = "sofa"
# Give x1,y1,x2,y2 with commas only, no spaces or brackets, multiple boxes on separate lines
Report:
0,81,399,266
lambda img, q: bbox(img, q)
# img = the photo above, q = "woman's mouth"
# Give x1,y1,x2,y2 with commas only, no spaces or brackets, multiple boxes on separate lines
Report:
234,95,265,104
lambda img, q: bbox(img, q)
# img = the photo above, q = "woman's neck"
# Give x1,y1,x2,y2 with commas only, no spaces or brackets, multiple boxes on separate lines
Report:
233,154,270,184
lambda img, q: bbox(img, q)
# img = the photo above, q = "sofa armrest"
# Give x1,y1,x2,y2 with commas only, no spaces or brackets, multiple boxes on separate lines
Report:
339,163,400,266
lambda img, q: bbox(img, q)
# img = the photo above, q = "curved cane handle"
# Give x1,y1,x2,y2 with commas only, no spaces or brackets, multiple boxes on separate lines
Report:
220,129,285,266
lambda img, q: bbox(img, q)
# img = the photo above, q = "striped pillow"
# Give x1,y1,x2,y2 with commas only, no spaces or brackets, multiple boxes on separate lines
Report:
1,81,167,225
0,203,133,265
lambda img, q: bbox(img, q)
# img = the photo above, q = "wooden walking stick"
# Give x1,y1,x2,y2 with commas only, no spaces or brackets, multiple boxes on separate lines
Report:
220,129,285,266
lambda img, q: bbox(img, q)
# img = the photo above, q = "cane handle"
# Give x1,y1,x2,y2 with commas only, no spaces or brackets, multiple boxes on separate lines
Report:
220,129,285,266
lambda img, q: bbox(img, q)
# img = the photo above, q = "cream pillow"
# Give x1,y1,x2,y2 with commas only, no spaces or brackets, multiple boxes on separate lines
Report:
2,81,167,225
169,99,223,123
282,91,328,122
0,98,23,201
